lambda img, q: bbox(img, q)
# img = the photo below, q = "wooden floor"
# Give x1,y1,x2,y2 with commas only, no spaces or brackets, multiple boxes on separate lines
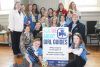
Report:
0,45,100,67
0,45,14,67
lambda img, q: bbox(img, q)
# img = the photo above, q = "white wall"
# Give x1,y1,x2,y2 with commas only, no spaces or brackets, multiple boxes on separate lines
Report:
33,0,59,10
0,0,100,10
97,0,100,7
21,0,59,10
33,0,100,10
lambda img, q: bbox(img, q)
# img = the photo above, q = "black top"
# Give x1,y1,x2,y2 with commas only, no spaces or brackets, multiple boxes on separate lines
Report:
32,27,42,38
68,20,86,43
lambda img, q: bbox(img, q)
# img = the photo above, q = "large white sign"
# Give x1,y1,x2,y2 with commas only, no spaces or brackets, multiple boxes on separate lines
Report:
43,27,69,67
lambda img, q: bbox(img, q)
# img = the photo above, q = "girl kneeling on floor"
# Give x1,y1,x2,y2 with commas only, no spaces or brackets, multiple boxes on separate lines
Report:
25,38,42,67
66,33,87,67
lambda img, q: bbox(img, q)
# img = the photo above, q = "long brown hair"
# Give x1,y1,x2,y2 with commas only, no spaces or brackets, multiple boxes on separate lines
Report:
25,4,32,16
51,17,57,26
68,2,77,13
32,4,39,14
57,3,64,11
71,33,84,48
73,33,84,44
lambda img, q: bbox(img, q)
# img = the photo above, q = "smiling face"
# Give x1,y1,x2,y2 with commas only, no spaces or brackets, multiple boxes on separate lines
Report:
73,33,83,47
44,11,48,17
72,13,79,23
53,11,57,16
73,35,80,45
48,8,53,15
21,4,25,11
60,15,65,22
32,4,37,10
33,40,41,49
15,2,21,11
52,18,57,24
35,22,41,29
67,12,72,18
29,4,32,11
40,16,45,23
59,3,64,10
71,2,76,10
40,7,46,14
25,26,30,32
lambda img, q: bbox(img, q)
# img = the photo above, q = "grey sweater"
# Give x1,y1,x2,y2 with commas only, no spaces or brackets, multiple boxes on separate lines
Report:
20,32,33,55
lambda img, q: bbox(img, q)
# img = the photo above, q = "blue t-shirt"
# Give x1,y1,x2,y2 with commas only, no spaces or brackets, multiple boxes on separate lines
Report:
71,43,87,62
79,44,87,62
65,17,72,26
24,16,35,32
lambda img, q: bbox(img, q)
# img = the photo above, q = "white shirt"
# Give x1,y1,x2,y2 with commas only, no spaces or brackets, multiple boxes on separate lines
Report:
71,23,77,32
60,21,66,27
72,48,83,56
67,48,83,56
8,10,24,32
32,46,38,56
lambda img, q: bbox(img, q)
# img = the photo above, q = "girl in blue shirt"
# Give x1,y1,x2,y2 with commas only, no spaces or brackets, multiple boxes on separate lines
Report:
65,12,72,26
58,15,68,27
66,33,87,67
25,38,42,67
24,4,36,32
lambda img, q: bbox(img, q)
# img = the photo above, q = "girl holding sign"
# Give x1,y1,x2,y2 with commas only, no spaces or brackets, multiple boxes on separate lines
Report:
66,33,87,67
25,38,42,67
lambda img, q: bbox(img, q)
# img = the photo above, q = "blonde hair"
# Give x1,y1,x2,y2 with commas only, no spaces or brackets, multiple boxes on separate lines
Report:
72,13,79,19
33,38,41,43
14,1,21,10
25,4,32,16
51,17,57,25
68,1,77,13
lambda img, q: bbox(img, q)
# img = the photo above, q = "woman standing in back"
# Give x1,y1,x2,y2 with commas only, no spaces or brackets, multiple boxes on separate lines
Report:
56,3,68,23
68,2,81,18
8,1,24,55
32,4,39,22
24,4,36,32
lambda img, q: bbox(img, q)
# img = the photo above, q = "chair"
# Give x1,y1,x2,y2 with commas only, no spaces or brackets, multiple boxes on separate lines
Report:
95,29,100,46
86,21,99,45
0,24,9,44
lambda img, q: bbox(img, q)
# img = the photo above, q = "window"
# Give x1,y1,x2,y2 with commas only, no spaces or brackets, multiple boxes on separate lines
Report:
0,0,14,10
59,0,97,9
72,0,97,7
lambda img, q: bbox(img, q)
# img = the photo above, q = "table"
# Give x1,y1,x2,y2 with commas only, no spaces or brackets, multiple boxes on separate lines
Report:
0,30,9,44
